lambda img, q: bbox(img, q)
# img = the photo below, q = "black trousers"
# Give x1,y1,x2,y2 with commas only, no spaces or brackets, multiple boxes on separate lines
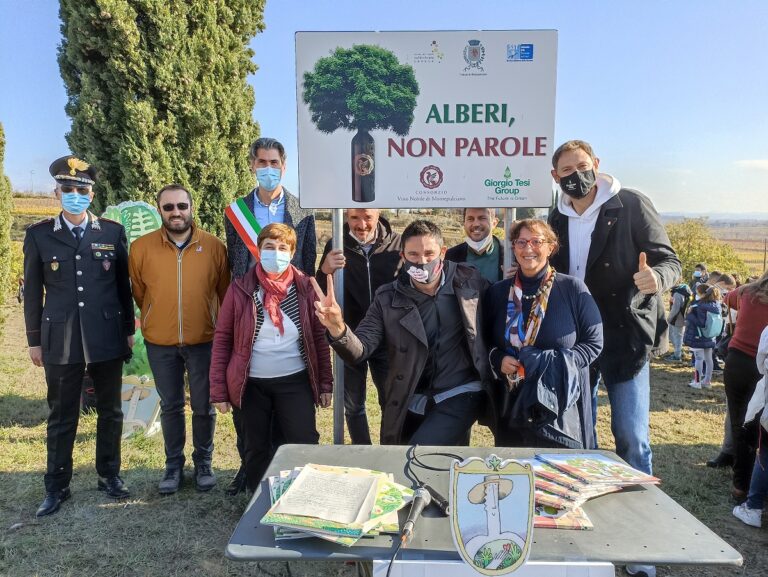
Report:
344,346,387,445
401,391,483,446
43,358,124,492
240,370,319,491
145,341,216,469
723,347,762,492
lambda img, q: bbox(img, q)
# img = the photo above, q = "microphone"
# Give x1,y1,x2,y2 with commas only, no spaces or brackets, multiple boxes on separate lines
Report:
423,483,449,517
401,485,432,545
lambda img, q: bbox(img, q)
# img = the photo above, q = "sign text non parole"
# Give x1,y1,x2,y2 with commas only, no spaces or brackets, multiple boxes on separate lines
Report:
388,136,547,158
295,30,558,208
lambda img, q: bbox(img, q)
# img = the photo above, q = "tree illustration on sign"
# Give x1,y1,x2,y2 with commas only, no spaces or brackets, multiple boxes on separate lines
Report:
302,44,419,203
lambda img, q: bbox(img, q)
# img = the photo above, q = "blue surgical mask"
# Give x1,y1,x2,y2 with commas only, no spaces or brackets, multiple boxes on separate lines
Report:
260,249,292,274
256,167,282,192
61,192,92,214
693,271,702,278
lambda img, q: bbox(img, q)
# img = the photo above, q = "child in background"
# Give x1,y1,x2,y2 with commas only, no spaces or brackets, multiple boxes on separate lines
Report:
667,278,692,361
684,284,723,389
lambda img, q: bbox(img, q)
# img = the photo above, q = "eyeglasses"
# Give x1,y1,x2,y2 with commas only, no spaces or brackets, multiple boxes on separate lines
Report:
60,185,91,195
161,202,190,212
513,238,549,249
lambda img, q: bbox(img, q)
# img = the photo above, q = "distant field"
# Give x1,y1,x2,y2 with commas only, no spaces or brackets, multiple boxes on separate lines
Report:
710,224,768,274
11,195,59,216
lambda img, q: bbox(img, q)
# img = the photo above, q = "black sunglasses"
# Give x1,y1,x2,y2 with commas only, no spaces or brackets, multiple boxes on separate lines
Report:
60,185,91,194
161,202,190,212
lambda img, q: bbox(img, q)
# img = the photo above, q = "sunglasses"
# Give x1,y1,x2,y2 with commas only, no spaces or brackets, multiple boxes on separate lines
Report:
160,202,190,212
513,238,549,249
60,185,91,194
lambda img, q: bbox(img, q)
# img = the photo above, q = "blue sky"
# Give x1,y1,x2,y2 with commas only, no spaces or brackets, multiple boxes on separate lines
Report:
1,0,766,213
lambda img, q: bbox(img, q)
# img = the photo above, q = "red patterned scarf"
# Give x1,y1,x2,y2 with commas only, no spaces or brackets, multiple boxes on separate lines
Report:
254,263,295,335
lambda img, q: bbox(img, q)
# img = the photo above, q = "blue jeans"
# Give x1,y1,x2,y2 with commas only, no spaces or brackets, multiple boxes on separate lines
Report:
146,341,216,469
668,325,683,358
747,428,768,510
592,362,653,475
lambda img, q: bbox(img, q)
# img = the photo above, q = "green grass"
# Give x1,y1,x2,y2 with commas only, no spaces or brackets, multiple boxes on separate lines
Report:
0,299,764,576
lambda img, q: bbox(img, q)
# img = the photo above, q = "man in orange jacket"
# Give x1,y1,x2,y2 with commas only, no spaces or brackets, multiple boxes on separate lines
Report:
129,184,230,494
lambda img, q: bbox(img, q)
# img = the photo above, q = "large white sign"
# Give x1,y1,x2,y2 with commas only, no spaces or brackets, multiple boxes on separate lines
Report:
296,31,557,208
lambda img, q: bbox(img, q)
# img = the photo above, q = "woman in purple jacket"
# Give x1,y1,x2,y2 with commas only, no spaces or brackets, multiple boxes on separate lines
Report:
210,223,332,492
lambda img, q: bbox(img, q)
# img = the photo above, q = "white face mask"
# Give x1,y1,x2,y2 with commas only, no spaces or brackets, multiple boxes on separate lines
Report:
465,234,493,254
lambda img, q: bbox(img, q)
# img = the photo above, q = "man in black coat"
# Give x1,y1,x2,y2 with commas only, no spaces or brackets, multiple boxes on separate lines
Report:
548,140,680,577
24,155,135,516
548,140,681,473
316,209,401,443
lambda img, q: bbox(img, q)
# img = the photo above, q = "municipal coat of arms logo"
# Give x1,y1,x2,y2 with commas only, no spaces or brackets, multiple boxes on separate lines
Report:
463,39,486,72
450,454,534,575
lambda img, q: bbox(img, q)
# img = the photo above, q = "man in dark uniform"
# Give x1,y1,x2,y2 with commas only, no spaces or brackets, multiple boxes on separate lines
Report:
24,155,135,517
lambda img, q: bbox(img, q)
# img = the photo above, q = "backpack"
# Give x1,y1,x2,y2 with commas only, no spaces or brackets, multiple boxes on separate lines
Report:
671,284,693,321
698,310,725,339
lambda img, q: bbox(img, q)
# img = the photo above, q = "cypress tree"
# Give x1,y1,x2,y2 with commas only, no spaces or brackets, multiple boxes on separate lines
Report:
0,123,12,304
58,0,264,234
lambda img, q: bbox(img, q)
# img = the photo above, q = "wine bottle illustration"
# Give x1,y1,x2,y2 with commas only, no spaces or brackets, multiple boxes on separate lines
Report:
352,129,375,203
302,44,419,205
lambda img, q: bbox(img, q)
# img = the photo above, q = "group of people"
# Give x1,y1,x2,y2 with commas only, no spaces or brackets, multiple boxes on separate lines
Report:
664,261,768,529
25,137,698,575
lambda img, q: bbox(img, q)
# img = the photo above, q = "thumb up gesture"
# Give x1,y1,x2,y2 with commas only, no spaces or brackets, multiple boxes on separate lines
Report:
310,274,347,338
633,252,659,295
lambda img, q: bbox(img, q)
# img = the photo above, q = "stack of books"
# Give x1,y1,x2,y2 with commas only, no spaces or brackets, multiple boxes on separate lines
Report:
261,463,414,546
525,453,660,530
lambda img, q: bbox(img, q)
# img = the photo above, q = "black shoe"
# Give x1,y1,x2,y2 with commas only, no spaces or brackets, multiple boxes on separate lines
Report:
195,463,217,492
36,487,71,517
706,452,734,468
226,466,247,496
97,475,130,499
158,468,183,495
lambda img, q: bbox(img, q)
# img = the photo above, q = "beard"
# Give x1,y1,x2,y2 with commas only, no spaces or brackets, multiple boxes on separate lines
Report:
163,214,192,233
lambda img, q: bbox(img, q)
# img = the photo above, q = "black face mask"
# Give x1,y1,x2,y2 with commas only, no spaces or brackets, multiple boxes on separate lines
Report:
403,257,443,284
559,169,596,199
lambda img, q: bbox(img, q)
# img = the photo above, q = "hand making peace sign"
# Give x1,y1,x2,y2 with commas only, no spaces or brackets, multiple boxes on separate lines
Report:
310,274,347,338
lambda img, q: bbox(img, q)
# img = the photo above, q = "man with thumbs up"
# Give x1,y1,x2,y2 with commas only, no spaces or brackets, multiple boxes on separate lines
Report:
548,140,681,479
548,141,680,577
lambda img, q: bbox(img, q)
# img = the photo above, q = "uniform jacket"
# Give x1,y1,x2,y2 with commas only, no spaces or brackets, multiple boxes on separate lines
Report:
128,226,230,347
23,212,134,364
549,187,681,385
209,266,332,408
330,261,491,445
225,188,316,277
316,217,402,330
445,236,505,282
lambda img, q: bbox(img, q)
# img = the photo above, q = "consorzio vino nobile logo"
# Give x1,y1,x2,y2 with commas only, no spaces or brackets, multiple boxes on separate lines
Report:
420,165,444,189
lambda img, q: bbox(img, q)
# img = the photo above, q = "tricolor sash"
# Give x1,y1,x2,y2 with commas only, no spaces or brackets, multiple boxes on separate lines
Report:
225,197,262,260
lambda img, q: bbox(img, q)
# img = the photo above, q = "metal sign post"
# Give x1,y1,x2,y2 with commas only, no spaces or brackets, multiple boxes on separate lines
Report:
503,208,517,274
331,208,345,445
